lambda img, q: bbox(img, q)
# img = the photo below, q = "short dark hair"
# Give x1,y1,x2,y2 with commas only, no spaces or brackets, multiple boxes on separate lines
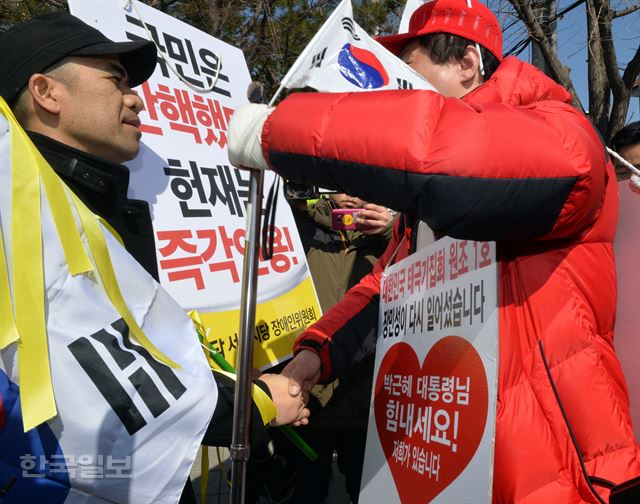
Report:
611,121,640,151
417,32,500,81
12,59,72,125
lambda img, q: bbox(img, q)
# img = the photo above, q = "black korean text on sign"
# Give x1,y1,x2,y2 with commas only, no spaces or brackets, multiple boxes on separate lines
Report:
425,281,486,332
208,305,318,359
164,159,249,218
124,15,231,97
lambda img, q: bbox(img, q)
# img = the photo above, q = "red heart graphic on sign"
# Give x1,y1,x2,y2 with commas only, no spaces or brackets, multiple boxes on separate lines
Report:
374,337,488,503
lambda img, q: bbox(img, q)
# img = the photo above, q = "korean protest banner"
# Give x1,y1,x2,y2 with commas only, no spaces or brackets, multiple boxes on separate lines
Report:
0,101,215,503
68,0,321,370
359,237,498,503
614,180,640,441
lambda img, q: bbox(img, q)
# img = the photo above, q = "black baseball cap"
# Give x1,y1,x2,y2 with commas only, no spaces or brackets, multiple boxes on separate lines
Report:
0,12,157,104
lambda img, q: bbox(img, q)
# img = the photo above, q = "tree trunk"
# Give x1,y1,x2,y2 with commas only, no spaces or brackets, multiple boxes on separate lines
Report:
586,0,609,136
531,0,556,77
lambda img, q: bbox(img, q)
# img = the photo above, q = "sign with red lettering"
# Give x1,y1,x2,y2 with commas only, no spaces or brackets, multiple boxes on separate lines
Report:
361,236,498,503
69,0,321,369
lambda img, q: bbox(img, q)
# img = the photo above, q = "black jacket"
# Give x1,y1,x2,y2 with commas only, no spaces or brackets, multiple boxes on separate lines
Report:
30,132,159,280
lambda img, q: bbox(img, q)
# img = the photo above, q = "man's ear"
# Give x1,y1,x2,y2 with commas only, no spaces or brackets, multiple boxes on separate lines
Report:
458,45,483,86
26,73,62,116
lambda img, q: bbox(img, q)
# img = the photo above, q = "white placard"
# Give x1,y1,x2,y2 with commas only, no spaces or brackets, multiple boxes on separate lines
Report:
360,236,498,503
68,0,321,369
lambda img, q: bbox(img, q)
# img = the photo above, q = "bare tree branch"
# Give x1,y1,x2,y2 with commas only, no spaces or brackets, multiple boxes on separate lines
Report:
622,44,640,90
586,0,609,134
612,2,640,18
592,0,630,138
509,0,583,109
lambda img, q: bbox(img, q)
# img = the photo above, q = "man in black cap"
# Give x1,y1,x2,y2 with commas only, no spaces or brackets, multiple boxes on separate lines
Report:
0,12,307,504
1,12,159,278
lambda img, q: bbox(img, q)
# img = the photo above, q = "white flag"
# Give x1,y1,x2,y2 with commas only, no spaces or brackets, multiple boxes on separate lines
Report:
399,0,431,33
0,104,216,504
280,0,434,93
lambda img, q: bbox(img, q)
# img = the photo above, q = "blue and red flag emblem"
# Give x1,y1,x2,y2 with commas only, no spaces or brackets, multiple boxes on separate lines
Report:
0,369,69,503
338,43,389,89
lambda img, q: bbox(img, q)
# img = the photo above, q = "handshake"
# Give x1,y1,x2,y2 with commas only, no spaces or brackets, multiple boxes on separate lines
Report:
259,350,323,426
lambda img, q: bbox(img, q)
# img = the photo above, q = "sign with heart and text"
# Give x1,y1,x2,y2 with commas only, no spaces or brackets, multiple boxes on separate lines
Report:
360,235,499,503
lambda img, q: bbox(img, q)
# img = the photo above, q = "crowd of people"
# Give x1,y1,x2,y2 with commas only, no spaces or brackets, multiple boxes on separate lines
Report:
1,0,639,503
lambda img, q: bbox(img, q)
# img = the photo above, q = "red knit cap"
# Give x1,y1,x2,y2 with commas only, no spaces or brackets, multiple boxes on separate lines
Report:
377,0,503,61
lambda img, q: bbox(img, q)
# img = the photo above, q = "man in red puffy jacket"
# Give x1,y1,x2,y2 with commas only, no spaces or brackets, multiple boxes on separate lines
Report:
228,0,640,501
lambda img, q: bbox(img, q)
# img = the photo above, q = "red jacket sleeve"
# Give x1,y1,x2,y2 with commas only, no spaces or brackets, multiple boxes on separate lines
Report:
262,61,607,242
294,217,410,382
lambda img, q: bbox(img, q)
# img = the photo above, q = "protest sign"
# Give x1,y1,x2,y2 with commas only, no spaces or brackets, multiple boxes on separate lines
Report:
359,237,498,503
68,0,321,370
614,180,640,441
0,101,215,503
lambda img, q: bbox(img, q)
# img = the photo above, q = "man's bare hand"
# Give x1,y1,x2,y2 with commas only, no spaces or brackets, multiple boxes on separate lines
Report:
281,350,322,396
357,203,394,235
259,373,310,426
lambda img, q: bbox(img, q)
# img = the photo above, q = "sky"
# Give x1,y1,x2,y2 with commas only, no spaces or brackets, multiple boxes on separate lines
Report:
497,1,640,123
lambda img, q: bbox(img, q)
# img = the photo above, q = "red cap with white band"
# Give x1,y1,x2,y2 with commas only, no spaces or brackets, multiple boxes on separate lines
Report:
376,0,503,62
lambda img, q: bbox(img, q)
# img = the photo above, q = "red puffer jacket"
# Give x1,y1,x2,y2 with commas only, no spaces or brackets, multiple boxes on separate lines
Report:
261,57,640,502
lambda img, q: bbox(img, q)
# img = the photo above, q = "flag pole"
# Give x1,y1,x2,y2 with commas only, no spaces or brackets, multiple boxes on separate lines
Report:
229,166,264,504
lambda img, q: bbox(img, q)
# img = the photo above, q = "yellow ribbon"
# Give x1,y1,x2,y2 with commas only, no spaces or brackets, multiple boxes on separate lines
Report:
69,191,178,369
0,98,178,431
6,102,56,431
216,370,277,426
188,311,276,425
0,111,18,349
39,152,93,276
0,203,19,350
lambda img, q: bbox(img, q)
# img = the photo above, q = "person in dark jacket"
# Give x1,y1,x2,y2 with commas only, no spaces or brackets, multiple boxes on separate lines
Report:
0,12,308,504
283,194,393,503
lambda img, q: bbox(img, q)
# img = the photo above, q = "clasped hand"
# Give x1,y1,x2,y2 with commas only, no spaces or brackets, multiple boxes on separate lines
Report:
257,350,323,426
259,372,310,427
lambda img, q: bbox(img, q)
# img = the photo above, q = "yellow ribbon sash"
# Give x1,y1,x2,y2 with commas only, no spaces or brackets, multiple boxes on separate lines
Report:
0,98,178,432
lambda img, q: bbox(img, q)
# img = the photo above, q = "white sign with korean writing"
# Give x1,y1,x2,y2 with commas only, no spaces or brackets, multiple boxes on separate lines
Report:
68,0,321,369
360,236,498,503
614,181,640,440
